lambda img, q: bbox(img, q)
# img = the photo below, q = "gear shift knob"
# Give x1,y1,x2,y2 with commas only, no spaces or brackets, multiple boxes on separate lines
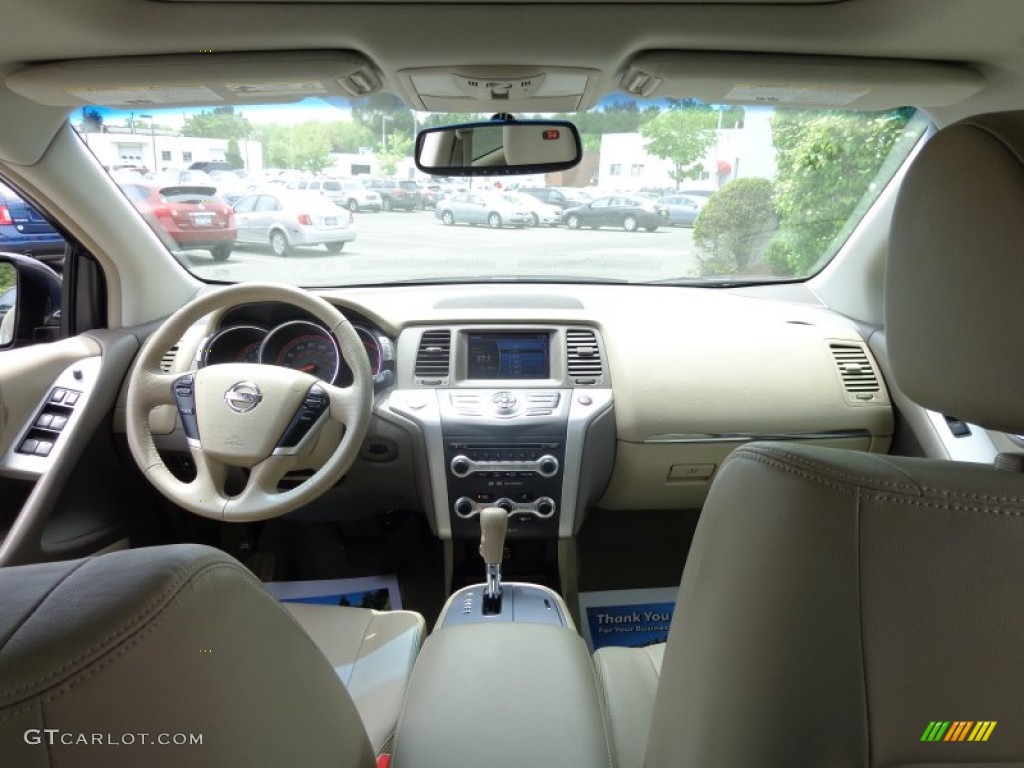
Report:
479,506,508,567
479,506,508,609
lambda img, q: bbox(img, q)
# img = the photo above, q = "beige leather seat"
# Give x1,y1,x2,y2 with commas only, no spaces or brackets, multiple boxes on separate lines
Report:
283,601,424,754
602,110,1024,767
0,544,422,766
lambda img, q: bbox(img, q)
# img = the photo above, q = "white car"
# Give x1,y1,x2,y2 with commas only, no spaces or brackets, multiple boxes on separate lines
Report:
232,190,357,255
500,192,563,226
286,177,383,212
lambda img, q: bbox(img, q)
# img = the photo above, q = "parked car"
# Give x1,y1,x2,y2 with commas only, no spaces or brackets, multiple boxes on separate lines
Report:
655,194,706,227
501,192,563,226
119,182,237,261
519,186,593,208
564,194,667,232
362,178,421,211
0,181,65,266
414,183,440,210
435,191,533,228
287,177,383,212
231,190,357,256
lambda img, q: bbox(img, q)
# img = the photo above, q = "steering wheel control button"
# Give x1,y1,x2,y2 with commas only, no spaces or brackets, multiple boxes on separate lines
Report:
278,385,330,449
224,380,263,414
173,374,201,440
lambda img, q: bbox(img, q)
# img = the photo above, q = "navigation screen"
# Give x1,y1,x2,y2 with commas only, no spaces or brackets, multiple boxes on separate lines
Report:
467,333,550,379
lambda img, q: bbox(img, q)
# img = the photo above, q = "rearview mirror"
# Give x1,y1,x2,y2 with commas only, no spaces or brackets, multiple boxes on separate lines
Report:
415,119,582,177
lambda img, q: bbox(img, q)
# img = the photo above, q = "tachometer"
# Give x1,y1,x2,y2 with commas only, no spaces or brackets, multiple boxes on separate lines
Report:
202,325,267,366
260,320,340,383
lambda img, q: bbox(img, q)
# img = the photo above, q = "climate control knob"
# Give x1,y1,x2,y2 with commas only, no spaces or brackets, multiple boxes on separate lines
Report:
535,497,556,517
537,455,559,477
495,498,516,513
450,455,472,477
454,497,475,518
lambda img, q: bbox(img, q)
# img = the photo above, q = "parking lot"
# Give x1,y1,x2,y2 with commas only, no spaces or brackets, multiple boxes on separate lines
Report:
184,208,700,286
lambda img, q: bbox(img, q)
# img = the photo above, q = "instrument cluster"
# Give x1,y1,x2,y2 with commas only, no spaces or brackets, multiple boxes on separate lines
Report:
199,303,394,388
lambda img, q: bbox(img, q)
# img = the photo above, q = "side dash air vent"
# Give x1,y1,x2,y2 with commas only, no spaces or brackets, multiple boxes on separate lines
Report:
159,344,180,373
829,342,880,401
415,330,452,379
566,329,603,383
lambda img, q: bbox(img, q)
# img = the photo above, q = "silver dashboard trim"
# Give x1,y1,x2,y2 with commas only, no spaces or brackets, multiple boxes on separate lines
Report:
643,429,872,445
560,389,614,538
385,389,452,538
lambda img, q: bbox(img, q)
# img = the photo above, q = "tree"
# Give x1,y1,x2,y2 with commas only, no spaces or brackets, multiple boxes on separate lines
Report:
693,177,777,276
640,107,719,188
81,108,104,133
351,93,415,152
764,108,921,275
225,138,243,169
291,122,333,173
377,133,413,176
182,106,252,141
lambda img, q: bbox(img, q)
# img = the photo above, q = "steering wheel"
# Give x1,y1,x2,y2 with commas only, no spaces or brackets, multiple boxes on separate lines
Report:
126,282,372,522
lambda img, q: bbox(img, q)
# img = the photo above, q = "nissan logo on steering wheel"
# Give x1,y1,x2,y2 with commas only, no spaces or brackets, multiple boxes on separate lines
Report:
224,381,263,413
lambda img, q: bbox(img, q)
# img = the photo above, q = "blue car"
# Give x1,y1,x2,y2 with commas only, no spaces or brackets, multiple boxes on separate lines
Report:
0,181,65,264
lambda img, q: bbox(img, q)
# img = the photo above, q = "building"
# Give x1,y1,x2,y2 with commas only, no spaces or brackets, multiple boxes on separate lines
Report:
597,108,777,192
75,130,263,174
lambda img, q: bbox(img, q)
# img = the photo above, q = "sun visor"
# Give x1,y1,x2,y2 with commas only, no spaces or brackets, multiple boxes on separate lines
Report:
622,53,984,109
5,51,382,108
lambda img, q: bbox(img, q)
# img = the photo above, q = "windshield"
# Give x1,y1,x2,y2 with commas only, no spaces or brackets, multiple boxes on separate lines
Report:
75,96,929,287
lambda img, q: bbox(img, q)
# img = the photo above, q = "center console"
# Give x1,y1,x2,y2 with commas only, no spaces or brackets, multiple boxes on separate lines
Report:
384,324,615,593
391,580,609,768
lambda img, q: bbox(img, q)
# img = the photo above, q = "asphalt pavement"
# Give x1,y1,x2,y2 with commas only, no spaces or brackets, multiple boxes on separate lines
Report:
185,208,700,286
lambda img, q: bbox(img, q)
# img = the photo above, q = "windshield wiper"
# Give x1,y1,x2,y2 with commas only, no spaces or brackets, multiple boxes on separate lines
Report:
360,275,633,287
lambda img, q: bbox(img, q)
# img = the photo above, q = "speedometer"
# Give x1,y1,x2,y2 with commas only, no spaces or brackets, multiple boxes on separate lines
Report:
260,321,340,383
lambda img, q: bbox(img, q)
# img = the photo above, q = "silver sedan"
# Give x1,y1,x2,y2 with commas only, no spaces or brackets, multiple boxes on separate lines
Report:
435,192,533,229
232,190,358,256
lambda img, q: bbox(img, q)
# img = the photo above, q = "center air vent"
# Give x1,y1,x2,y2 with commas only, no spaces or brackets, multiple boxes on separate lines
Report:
415,330,452,379
566,329,603,383
160,344,180,373
830,342,880,399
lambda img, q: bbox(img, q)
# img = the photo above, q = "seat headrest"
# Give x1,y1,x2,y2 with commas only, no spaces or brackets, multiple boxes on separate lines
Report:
887,111,1024,435
0,544,375,768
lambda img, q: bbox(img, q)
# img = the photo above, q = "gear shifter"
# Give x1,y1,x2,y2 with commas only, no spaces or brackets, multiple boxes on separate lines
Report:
479,506,508,614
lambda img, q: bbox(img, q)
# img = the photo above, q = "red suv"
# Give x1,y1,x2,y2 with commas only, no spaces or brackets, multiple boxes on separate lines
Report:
119,183,237,261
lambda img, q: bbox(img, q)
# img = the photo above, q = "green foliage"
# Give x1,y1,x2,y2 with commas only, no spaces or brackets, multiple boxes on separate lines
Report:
351,93,415,152
378,133,413,176
765,108,921,275
327,121,375,154
182,106,252,141
225,138,243,169
693,177,777,276
81,108,104,133
640,107,719,187
256,122,334,173
0,263,14,293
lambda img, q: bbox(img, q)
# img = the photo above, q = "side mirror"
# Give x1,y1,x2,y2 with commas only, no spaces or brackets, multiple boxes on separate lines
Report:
0,252,61,348
415,119,582,177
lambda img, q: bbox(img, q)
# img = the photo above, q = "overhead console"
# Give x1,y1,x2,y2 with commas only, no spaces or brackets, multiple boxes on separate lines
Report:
383,324,615,555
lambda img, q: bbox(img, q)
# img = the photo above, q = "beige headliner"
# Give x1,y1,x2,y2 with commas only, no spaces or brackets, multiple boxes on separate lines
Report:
0,0,1022,164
